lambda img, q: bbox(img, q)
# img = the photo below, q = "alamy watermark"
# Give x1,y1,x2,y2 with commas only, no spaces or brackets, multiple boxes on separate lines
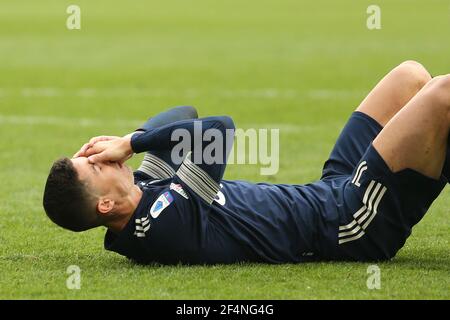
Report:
366,265,381,290
367,5,381,30
170,122,279,175
66,265,81,290
66,5,81,30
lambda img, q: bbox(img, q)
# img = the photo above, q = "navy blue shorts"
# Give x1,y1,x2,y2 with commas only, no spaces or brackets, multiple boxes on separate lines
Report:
321,112,447,261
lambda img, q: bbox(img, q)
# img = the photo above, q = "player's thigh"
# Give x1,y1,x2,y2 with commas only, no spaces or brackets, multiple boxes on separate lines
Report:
373,75,450,179
356,61,431,127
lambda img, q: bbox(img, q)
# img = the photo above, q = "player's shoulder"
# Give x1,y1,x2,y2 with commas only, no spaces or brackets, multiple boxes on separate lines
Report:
135,152,177,181
133,170,153,184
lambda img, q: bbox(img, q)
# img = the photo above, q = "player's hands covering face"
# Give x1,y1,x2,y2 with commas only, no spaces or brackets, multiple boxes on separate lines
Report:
73,135,134,164
73,136,121,158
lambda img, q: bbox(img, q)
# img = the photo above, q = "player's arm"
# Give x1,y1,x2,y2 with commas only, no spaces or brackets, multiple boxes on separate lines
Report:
133,106,198,179
131,116,235,203
135,105,198,133
87,116,235,203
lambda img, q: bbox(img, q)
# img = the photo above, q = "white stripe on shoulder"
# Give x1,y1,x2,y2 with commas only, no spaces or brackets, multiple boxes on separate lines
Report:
176,151,219,204
138,153,176,179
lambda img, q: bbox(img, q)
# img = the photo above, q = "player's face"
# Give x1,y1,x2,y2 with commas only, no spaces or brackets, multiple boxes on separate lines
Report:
71,157,134,198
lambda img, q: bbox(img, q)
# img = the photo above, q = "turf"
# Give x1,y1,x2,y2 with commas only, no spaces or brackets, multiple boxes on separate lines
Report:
0,0,448,299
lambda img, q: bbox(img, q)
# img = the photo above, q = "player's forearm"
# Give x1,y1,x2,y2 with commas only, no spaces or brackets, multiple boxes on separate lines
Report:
136,106,198,132
130,116,235,154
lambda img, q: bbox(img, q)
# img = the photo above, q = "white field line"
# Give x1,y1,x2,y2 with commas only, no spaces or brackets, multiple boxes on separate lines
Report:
0,114,141,128
0,114,340,133
0,87,365,100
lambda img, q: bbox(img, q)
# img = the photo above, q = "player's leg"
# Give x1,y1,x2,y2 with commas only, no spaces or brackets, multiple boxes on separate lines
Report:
333,74,449,262
356,60,432,127
321,61,432,179
373,74,450,179
357,62,450,181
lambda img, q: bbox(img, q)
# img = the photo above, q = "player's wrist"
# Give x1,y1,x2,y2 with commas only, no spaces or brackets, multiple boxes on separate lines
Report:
120,135,133,156
126,130,147,154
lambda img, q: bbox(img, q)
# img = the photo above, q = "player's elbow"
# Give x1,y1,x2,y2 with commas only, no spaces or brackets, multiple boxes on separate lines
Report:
219,115,235,131
206,115,235,131
177,105,198,119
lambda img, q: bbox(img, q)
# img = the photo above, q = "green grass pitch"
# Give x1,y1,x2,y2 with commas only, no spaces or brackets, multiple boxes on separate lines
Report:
0,0,448,299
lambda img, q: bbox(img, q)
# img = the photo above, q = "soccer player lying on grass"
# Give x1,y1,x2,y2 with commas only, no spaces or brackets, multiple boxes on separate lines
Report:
43,61,449,264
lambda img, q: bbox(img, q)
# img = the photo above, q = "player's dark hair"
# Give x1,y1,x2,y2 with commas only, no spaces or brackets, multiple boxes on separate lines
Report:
43,157,101,232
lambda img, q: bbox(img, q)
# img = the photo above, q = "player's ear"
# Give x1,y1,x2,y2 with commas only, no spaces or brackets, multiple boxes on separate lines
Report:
97,198,115,215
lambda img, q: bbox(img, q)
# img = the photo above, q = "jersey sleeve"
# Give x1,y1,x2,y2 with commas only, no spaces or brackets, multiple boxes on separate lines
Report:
131,116,235,204
134,106,198,180
136,105,198,132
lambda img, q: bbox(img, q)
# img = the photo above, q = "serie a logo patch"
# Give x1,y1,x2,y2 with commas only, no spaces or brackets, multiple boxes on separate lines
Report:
150,191,174,218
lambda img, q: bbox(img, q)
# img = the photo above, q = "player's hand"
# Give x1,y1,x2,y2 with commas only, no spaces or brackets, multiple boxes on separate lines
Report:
85,136,133,164
73,135,120,158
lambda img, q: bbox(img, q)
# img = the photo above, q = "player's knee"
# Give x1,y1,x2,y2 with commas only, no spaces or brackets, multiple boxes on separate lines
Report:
427,74,450,112
399,60,425,69
394,60,431,90
425,75,446,87
433,74,450,91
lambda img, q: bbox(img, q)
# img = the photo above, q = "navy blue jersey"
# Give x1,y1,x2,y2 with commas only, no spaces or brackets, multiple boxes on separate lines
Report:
105,176,339,264
104,115,340,264
104,111,447,264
